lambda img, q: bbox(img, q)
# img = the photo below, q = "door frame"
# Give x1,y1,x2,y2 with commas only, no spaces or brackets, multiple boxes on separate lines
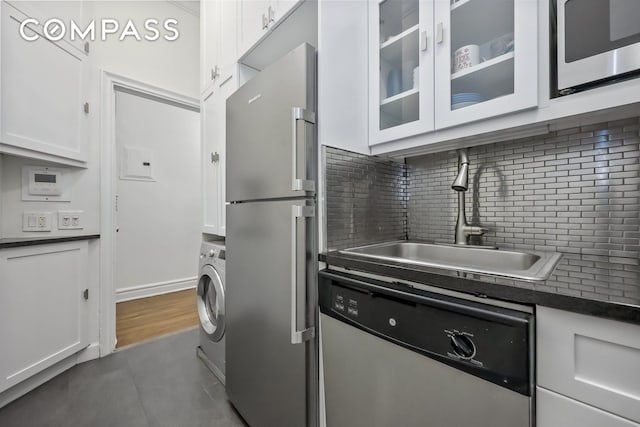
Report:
99,71,199,356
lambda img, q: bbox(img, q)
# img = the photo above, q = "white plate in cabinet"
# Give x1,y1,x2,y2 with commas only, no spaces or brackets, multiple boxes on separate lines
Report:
537,306,640,424
433,0,538,129
537,387,640,427
1,2,88,162
0,241,89,393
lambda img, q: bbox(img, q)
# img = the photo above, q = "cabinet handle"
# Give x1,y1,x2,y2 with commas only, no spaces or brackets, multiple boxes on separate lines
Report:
420,30,428,51
211,152,219,163
211,65,220,81
262,13,269,29
268,5,275,24
436,22,444,44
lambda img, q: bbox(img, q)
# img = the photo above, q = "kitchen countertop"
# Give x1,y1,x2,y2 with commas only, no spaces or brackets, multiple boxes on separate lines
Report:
0,234,100,249
320,250,640,325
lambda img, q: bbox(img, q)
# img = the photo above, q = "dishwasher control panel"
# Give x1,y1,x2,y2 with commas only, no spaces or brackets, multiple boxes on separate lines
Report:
320,270,533,396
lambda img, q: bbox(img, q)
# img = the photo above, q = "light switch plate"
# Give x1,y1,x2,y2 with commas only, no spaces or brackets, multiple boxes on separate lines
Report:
58,210,84,230
23,212,53,232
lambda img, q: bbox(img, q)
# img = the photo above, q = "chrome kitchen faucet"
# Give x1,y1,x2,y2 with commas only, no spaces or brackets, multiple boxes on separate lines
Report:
452,148,488,245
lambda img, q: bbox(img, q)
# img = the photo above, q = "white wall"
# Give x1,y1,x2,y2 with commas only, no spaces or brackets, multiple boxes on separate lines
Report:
114,89,200,298
0,1,200,239
86,1,200,98
0,0,199,357
0,156,100,237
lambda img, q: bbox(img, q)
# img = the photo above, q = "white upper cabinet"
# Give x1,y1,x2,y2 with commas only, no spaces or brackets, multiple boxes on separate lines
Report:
202,73,237,236
217,0,238,80
369,0,435,145
237,0,302,58
369,0,538,146
201,0,219,92
5,0,86,53
433,0,537,129
201,0,237,94
202,88,221,235
274,0,298,20
0,1,89,163
238,0,271,57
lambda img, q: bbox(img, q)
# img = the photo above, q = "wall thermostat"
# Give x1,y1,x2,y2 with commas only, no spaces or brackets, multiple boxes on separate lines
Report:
29,170,61,195
22,166,71,201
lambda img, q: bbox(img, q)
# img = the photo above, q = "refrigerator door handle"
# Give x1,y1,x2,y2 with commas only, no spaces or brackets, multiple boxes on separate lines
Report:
291,107,316,192
291,205,316,344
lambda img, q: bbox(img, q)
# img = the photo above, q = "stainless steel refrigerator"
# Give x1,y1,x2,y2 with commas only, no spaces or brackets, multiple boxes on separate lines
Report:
225,43,317,427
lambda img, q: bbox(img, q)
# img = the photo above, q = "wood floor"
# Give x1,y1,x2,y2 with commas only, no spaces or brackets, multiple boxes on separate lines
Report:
116,288,199,348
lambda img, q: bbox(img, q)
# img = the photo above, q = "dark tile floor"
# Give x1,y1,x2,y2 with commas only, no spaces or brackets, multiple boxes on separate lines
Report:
0,328,247,427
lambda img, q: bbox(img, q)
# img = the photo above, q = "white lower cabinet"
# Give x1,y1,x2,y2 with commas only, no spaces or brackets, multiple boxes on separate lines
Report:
537,387,640,427
202,73,237,236
0,241,89,393
537,306,640,425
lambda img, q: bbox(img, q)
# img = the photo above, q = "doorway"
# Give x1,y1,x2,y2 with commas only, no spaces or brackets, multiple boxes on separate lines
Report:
113,86,200,348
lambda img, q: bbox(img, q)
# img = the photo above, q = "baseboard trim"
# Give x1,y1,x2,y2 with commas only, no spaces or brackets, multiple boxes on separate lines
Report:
76,343,101,364
0,341,100,409
115,277,197,303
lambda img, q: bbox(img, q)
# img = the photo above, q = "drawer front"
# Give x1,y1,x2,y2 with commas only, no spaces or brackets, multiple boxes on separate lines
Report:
537,306,640,423
537,387,639,427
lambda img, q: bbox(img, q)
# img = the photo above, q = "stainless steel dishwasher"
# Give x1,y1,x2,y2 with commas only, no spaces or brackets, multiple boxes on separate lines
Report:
319,270,534,427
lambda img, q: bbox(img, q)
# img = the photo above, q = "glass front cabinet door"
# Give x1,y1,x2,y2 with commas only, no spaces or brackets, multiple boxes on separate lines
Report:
369,0,435,145
434,0,538,129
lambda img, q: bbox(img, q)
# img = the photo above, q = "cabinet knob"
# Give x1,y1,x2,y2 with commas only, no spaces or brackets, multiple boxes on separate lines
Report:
211,152,220,163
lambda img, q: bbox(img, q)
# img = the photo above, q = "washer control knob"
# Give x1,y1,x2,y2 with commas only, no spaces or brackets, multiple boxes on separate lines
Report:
208,250,215,258
450,334,475,359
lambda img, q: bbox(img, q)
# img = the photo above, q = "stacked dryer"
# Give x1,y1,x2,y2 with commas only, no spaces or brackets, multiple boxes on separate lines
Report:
196,240,226,383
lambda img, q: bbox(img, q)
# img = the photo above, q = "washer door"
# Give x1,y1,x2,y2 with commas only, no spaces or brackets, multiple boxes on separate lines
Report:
197,264,225,342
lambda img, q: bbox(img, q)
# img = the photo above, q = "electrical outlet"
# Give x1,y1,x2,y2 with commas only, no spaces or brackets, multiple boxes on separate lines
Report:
23,212,53,232
58,210,84,230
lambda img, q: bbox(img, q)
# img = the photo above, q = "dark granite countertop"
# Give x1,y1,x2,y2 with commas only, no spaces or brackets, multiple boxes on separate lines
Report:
0,235,100,249
320,250,640,325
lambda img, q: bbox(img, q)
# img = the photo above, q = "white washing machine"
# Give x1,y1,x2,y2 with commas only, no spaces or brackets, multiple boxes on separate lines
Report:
196,240,226,384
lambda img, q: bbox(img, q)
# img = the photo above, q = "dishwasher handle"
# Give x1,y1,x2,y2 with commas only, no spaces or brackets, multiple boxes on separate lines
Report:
319,270,530,326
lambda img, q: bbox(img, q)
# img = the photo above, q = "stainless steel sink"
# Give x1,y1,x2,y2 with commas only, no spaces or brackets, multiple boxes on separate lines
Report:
340,241,563,281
